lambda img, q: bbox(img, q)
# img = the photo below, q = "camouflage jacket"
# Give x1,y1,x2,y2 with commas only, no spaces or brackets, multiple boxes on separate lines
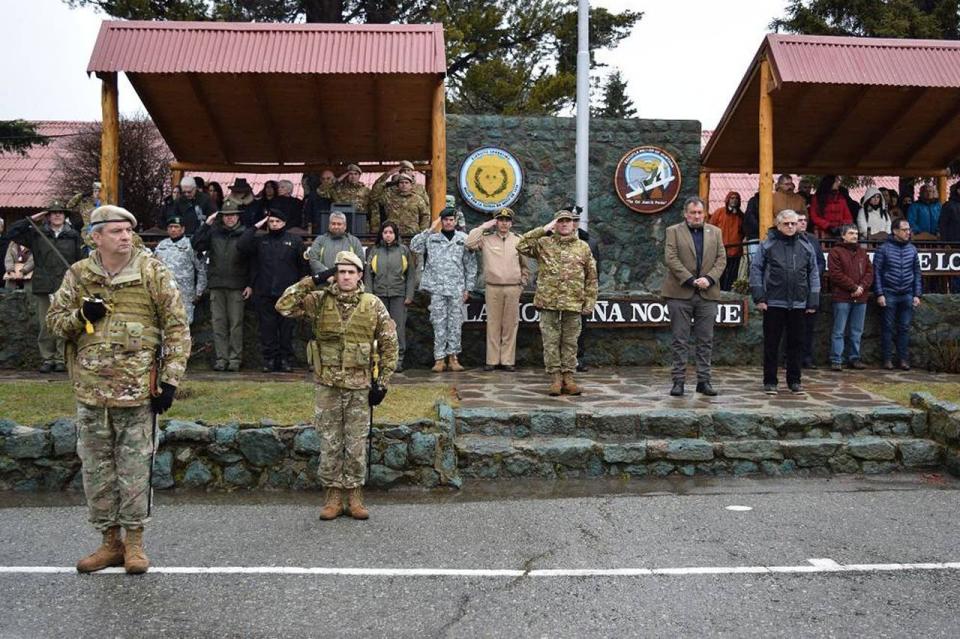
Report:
370,174,430,212
410,229,478,296
517,227,598,312
373,190,431,237
46,249,191,407
154,237,208,300
332,182,370,214
275,278,398,389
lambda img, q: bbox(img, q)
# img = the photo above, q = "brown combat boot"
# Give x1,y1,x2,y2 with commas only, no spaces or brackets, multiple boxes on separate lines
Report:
319,488,344,520
548,373,563,396
561,372,583,395
447,355,465,372
431,359,446,373
123,527,150,574
76,526,125,573
347,487,370,520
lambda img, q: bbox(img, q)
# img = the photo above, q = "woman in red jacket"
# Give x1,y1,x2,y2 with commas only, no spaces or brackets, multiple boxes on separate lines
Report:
827,225,873,371
810,175,853,237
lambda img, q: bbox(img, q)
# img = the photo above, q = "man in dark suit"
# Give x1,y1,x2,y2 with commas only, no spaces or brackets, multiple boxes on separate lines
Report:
661,196,726,397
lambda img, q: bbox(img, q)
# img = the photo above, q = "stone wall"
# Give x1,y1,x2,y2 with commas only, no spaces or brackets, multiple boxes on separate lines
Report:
446,114,701,292
911,392,960,476
0,405,460,492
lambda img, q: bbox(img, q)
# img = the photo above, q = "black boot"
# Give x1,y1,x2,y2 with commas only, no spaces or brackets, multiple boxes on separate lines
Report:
695,381,718,396
669,380,684,396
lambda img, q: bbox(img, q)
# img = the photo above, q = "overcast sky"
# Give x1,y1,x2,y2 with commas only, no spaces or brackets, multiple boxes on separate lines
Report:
2,0,789,130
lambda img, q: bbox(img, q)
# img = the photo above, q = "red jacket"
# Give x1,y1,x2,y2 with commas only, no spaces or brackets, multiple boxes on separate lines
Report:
810,192,853,234
827,242,872,302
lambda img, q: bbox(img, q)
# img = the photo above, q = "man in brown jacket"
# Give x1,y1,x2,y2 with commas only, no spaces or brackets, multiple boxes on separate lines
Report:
662,196,726,396
466,207,529,371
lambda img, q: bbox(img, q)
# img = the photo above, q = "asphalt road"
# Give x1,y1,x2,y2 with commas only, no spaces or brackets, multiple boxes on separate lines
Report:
1,474,958,638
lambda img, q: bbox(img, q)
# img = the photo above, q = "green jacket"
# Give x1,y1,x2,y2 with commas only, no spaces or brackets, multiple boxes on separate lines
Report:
192,219,249,290
364,243,417,300
7,218,83,294
517,227,598,312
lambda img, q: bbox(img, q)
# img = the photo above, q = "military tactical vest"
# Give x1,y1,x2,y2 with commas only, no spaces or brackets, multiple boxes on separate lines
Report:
76,253,161,355
306,291,378,376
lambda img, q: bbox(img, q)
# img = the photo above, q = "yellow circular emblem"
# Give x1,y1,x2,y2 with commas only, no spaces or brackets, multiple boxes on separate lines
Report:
458,147,524,213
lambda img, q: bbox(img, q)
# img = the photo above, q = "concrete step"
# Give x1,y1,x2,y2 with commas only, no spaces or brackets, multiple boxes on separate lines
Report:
455,434,944,480
454,406,927,441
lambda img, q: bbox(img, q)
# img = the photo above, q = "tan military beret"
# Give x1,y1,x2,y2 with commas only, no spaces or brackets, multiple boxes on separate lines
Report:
90,205,137,228
396,173,414,184
346,163,362,174
334,251,364,271
399,160,415,170
553,209,578,222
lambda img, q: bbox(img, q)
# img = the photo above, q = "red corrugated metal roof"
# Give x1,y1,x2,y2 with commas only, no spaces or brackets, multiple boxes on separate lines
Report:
767,34,960,88
87,20,446,75
0,122,88,209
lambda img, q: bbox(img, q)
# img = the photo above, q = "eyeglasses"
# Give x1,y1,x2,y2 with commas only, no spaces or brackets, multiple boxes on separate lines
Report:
779,221,798,226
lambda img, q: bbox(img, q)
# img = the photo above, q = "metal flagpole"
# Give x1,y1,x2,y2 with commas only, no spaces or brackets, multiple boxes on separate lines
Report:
575,0,590,230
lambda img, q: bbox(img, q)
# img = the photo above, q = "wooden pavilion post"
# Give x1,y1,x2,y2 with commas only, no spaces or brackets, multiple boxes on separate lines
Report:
98,72,120,206
938,175,948,203
429,75,447,220
698,171,710,208
758,58,774,233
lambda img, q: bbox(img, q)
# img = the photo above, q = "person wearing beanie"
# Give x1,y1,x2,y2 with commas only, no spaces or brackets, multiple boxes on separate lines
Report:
154,217,207,324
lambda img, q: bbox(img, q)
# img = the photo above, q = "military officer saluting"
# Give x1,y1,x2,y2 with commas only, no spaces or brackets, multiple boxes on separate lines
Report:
47,205,191,574
276,251,398,520
517,209,598,395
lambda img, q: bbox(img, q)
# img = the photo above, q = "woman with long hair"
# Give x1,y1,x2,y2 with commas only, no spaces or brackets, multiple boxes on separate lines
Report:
246,180,278,226
364,221,416,371
809,175,852,238
207,181,224,211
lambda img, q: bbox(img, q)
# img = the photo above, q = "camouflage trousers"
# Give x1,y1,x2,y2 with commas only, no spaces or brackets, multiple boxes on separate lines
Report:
76,402,155,531
539,309,582,374
315,385,370,489
428,294,464,360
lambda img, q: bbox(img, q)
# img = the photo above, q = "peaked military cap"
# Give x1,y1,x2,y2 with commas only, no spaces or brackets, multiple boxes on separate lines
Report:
494,207,514,220
553,209,578,222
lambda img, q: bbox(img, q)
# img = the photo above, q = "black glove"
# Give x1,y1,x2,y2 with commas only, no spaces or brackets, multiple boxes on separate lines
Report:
151,382,177,415
79,298,107,324
368,379,388,407
312,267,337,287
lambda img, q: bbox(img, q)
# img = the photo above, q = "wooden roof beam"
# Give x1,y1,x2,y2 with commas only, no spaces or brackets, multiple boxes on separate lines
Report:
310,76,334,164
846,91,921,163
856,87,936,161
797,87,873,168
170,160,433,173
248,75,287,164
127,74,188,161
903,92,960,168
186,73,233,164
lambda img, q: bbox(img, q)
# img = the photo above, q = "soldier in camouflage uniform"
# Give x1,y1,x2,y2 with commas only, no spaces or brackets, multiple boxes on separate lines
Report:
370,173,431,237
276,251,397,520
66,180,101,250
332,164,371,215
153,216,207,324
47,205,191,574
410,208,478,372
370,161,430,225
517,209,598,395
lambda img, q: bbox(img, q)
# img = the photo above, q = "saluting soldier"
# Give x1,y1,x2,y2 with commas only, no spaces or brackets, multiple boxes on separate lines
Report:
517,209,598,396
47,205,191,574
153,216,207,324
276,252,398,520
372,173,431,237
332,164,371,215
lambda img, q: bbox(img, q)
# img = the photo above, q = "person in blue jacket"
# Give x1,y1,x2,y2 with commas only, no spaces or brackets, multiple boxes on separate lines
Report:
906,184,941,236
873,217,922,370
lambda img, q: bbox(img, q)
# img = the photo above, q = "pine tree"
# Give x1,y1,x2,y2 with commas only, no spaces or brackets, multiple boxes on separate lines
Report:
594,70,636,119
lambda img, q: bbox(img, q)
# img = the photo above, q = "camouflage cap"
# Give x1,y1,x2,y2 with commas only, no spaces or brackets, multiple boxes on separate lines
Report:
494,207,514,220
90,205,137,227
346,163,362,174
396,173,414,184
334,251,364,271
399,160,415,170
445,194,456,208
553,209,578,222
44,198,73,213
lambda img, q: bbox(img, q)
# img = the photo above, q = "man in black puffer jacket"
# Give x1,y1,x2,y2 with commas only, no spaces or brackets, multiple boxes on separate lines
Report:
238,208,307,372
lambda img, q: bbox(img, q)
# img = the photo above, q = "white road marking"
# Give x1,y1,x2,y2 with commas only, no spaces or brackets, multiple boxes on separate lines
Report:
1,559,959,577
725,505,753,512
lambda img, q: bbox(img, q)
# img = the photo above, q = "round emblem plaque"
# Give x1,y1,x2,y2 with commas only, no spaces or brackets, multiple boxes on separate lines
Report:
614,146,682,214
458,147,524,213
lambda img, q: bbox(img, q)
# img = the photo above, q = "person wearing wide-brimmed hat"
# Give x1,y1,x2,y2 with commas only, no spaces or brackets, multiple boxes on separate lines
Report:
517,209,598,395
7,199,84,372
193,203,252,371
